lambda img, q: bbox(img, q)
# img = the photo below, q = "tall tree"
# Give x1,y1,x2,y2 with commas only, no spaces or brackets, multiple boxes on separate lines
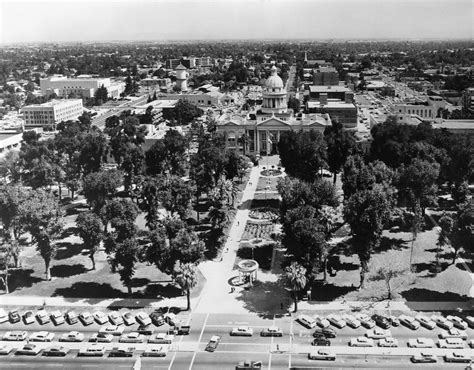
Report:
82,169,123,214
76,212,104,270
173,262,198,311
285,262,307,313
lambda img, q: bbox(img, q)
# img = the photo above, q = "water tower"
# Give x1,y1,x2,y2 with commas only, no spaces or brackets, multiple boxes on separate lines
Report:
175,64,188,91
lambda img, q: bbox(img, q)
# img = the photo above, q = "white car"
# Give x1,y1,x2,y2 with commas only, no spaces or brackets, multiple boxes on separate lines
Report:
308,349,336,361
313,315,330,328
0,309,8,323
148,333,174,344
164,313,180,326
399,315,420,330
438,338,465,349
119,332,145,343
89,333,113,343
59,331,84,342
93,311,108,325
142,345,169,357
447,315,468,330
23,310,35,325
465,316,474,328
122,311,135,326
29,331,55,342
3,331,27,341
327,314,346,329
408,338,435,348
342,314,361,329
431,315,453,330
78,344,105,357
378,337,399,347
230,327,253,336
50,310,65,325
439,328,468,340
108,312,123,326
445,351,473,363
366,328,391,339
415,315,436,330
350,336,374,347
79,311,94,326
15,344,41,356
356,313,375,329
36,309,50,324
99,325,124,336
136,311,151,326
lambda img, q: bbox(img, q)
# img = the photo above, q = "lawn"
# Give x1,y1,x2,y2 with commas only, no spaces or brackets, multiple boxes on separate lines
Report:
256,176,280,192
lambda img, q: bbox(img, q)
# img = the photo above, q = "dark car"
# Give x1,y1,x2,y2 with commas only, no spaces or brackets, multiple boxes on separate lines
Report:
109,347,135,358
311,337,331,346
372,314,391,329
235,360,263,369
150,311,165,326
137,325,154,336
42,346,68,357
9,311,21,324
167,325,190,336
313,328,336,339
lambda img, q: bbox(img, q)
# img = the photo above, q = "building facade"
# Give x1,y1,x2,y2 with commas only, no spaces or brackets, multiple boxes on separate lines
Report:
40,76,125,99
21,99,83,129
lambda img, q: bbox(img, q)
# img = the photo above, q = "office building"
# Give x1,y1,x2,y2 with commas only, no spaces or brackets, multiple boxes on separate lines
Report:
21,99,83,129
40,76,125,99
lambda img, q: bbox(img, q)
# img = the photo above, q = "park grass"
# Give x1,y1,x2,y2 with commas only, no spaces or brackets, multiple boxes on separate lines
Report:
256,176,280,192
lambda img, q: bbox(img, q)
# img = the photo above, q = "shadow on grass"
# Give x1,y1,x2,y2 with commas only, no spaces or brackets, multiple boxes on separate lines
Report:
53,282,125,299
412,261,450,276
376,236,408,253
51,264,88,278
130,278,151,288
8,268,43,292
237,244,274,270
309,281,358,301
401,288,469,303
55,242,86,260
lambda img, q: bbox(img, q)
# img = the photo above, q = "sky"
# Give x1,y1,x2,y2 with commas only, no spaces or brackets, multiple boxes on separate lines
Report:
0,0,472,44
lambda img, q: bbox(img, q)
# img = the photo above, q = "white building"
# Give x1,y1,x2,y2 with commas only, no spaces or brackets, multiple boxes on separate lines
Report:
40,75,125,99
21,99,83,129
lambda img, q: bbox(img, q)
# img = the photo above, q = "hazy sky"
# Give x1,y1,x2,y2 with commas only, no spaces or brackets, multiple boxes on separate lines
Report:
0,0,472,44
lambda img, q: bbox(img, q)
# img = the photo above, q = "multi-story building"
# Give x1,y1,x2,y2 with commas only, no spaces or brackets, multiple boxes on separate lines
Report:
166,59,182,69
313,67,339,86
392,102,437,120
40,75,125,99
462,87,474,117
21,99,83,129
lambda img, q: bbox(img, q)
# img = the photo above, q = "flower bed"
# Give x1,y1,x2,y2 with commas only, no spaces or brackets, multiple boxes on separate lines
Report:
241,221,274,240
249,207,279,221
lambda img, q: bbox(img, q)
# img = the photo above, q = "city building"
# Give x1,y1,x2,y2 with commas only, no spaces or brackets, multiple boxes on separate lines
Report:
21,99,83,129
433,119,474,137
313,67,339,86
217,66,331,155
0,132,23,154
166,59,182,69
40,75,125,99
462,87,474,117
392,102,436,120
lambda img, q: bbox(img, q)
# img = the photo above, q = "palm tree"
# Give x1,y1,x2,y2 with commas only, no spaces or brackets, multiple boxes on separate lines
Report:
174,262,198,311
285,262,307,312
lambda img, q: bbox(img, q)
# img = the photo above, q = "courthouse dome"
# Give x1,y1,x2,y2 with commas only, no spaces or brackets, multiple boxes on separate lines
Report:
265,65,284,89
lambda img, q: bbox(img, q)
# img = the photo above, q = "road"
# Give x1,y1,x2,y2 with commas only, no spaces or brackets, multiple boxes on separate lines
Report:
91,94,150,129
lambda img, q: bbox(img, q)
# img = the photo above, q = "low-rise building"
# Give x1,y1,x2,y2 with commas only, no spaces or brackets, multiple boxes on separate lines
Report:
21,99,83,129
40,75,125,99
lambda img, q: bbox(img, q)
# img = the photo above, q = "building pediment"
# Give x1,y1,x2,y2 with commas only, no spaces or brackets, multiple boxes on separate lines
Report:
256,117,291,127
220,120,243,126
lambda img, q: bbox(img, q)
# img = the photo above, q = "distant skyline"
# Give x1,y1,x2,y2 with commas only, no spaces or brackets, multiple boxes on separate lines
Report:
0,0,472,44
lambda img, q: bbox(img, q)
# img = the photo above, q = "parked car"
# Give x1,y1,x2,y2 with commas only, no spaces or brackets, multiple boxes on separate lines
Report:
79,311,94,326
411,353,437,363
150,311,165,326
260,326,283,337
231,327,253,337
431,315,453,330
137,325,154,336
444,351,472,363
99,325,124,336
109,347,135,357
378,337,399,347
465,316,474,328
388,316,400,327
167,325,191,336
296,314,316,329
438,338,465,349
313,328,336,339
372,314,391,329
23,311,35,325
89,333,113,343
93,311,108,325
313,315,330,328
148,333,174,344
399,315,420,330
408,338,435,348
59,331,84,342
3,331,27,341
122,311,135,326
50,310,65,326
15,344,41,356
78,344,105,357
65,311,78,325
142,345,168,357
9,310,21,324
108,312,123,326
416,315,436,330
235,360,263,369
350,337,374,347
136,311,152,326
366,328,391,339
164,312,180,327
120,332,145,343
342,314,361,329
206,335,221,352
356,313,376,329
308,349,336,361
29,331,55,342
311,337,331,346
36,310,50,325
327,314,346,329
439,328,468,339
42,346,68,357
0,309,8,323
470,339,474,348
0,344,13,356
447,315,468,330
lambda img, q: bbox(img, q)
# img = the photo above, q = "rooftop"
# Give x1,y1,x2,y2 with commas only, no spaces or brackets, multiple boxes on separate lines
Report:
22,99,83,108
309,85,351,93
307,100,356,109
435,119,474,130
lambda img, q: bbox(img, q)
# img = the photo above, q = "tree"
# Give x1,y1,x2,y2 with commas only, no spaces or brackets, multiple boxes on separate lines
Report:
82,169,123,214
102,198,138,239
94,84,108,105
173,262,198,311
287,96,300,112
162,99,203,126
285,262,307,312
104,236,139,295
145,130,188,176
237,133,250,155
0,240,14,293
369,253,409,300
76,212,104,270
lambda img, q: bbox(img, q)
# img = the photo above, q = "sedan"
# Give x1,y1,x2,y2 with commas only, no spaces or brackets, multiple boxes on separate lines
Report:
313,315,330,329
408,338,435,348
411,353,437,363
108,312,123,326
36,309,50,325
136,311,152,326
389,316,400,327
23,311,35,325
99,325,124,336
3,331,27,341
444,351,472,363
438,338,465,349
109,347,135,358
15,344,41,356
93,311,108,325
415,315,436,330
399,315,420,330
137,325,154,336
327,314,346,329
79,311,94,326
142,345,168,357
231,327,253,336
122,311,135,326
42,346,69,357
313,328,336,339
372,314,391,329
342,314,361,329
59,331,84,342
119,332,145,343
439,328,468,340
465,316,474,328
447,315,468,330
148,333,174,344
29,331,55,342
356,313,376,329
89,333,113,343
9,310,21,324
164,312,179,326
50,310,65,325
78,344,105,357
431,315,453,330
378,337,399,347
206,335,220,352
260,326,283,337
312,337,331,346
308,349,336,361
366,328,391,339
150,311,165,326
0,309,8,323
0,344,13,356
66,311,79,325
350,337,374,347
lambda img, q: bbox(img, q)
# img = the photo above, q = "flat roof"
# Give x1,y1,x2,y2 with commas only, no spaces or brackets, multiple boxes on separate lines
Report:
435,120,474,130
309,85,351,93
22,99,83,108
307,100,356,108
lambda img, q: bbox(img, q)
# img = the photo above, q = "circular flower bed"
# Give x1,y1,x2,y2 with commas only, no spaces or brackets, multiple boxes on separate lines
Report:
249,207,279,221
261,169,282,177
